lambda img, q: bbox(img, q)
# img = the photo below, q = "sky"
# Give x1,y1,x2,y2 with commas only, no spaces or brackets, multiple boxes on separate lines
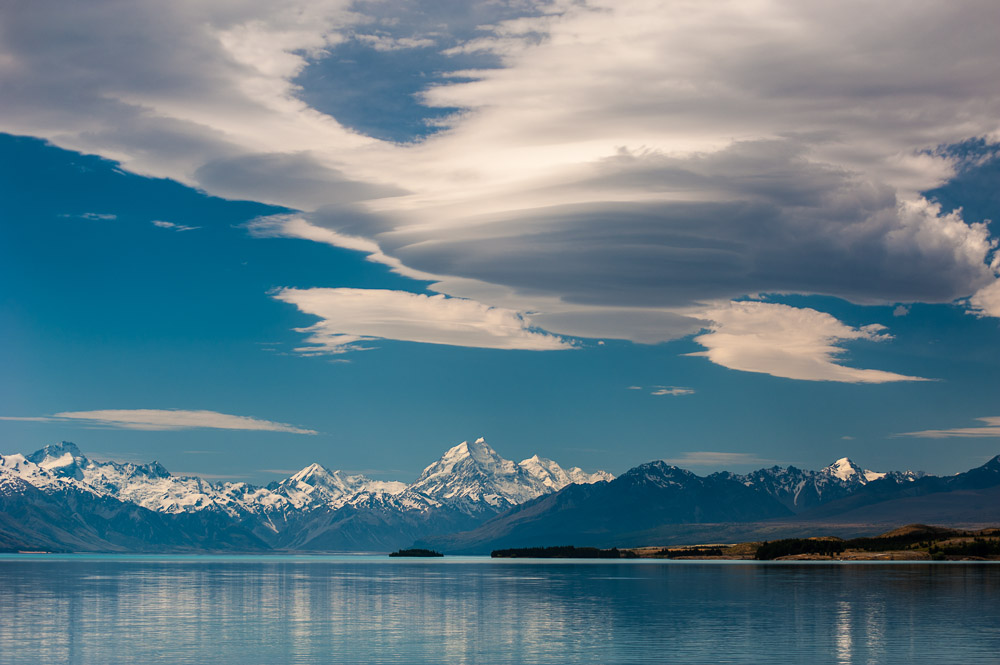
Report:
2,0,1000,483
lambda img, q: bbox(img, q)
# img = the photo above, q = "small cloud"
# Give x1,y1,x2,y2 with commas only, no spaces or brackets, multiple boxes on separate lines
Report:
893,305,910,317
661,452,775,467
80,212,117,221
650,386,695,396
627,385,643,390
841,435,855,440
688,301,930,383
897,416,1000,438
0,409,317,434
152,220,200,232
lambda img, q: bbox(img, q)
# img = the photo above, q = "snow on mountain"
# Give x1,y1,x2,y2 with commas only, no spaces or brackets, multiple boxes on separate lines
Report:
1,445,111,503
19,442,272,518
729,457,923,512
518,454,614,490
4,437,612,527
409,438,613,514
822,457,881,483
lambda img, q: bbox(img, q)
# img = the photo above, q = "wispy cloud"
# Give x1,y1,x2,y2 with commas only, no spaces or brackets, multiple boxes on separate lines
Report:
650,386,695,397
661,452,775,468
152,220,199,232
688,301,930,383
273,287,574,354
898,417,1000,439
79,212,117,221
0,409,317,434
170,471,252,480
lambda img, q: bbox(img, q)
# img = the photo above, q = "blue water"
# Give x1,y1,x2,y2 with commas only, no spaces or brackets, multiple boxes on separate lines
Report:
0,555,998,664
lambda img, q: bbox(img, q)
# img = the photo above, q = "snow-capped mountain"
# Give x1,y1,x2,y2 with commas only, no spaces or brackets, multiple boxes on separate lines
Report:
0,438,614,552
408,438,611,514
722,456,923,512
267,463,407,510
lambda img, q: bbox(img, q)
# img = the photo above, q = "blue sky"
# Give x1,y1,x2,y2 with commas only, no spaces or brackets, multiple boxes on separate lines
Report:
2,0,999,483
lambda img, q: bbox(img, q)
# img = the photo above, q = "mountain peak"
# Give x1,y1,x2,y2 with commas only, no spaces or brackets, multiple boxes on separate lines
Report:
290,462,332,483
26,441,84,464
25,441,87,479
823,457,863,480
820,457,887,484
622,460,698,486
435,437,502,468
979,454,1000,471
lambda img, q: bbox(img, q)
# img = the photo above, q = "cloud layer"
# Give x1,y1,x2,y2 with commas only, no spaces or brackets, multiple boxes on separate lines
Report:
0,409,317,434
899,417,1000,439
4,0,1000,377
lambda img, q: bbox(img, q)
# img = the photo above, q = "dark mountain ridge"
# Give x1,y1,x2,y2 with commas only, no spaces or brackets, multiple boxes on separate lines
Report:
417,455,1000,554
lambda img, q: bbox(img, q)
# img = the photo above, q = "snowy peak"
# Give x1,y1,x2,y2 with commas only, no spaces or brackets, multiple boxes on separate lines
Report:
821,457,883,484
26,441,84,464
270,463,408,510
419,437,511,479
288,463,361,490
410,438,614,511
26,441,87,480
518,454,612,489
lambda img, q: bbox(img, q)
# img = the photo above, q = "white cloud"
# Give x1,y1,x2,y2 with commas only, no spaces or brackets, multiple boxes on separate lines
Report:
152,220,200,231
893,305,910,317
3,0,1000,377
661,452,775,468
969,279,1000,318
0,409,317,434
898,416,1000,439
650,386,695,396
688,301,929,383
272,287,574,353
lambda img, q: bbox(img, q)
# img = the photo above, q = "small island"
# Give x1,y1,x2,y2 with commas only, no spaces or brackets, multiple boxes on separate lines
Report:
389,548,444,557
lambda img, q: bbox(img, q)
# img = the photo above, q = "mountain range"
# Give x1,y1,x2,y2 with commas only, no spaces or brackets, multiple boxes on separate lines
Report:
0,438,611,552
3,439,998,553
419,455,1000,553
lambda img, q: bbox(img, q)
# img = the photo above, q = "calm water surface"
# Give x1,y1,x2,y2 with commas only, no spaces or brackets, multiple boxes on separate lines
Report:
0,555,998,664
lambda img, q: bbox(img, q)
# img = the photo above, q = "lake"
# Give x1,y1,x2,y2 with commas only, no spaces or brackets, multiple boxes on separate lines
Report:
0,555,998,664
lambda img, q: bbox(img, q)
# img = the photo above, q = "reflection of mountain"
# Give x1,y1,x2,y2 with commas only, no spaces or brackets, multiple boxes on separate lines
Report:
0,438,611,552
419,456,1000,554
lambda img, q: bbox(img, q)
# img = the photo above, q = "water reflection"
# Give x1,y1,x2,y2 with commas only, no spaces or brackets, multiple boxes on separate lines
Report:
0,558,998,664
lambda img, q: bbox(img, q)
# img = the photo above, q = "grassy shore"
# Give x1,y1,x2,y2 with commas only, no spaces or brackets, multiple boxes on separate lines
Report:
491,525,1000,561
